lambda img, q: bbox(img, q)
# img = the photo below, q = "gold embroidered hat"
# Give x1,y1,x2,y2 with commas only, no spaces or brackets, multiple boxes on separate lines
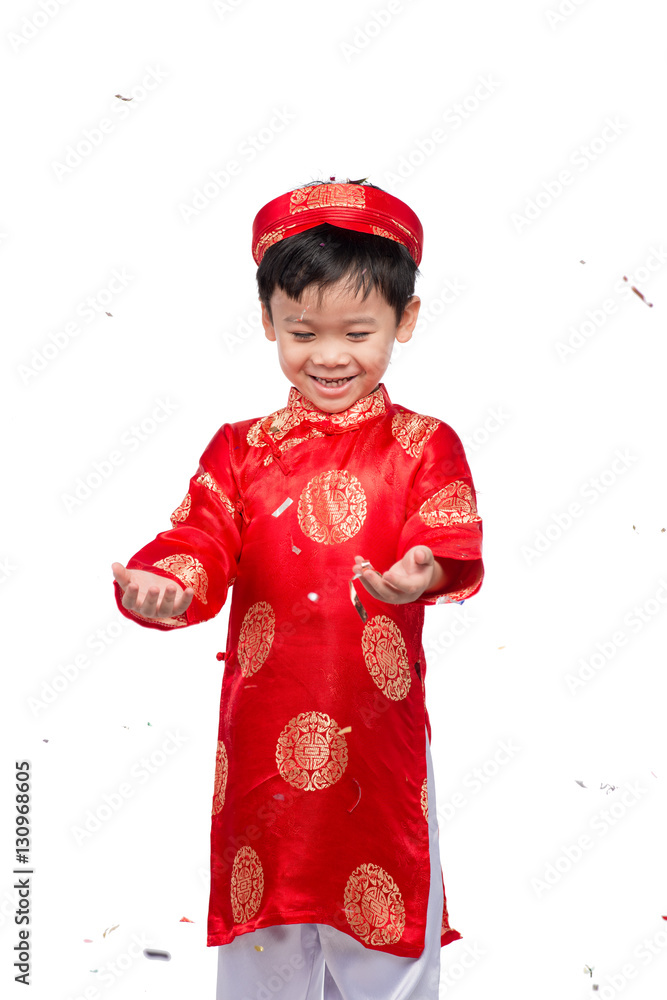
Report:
251,180,424,266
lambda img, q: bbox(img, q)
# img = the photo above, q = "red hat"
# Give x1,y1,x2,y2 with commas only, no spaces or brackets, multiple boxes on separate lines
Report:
252,181,423,266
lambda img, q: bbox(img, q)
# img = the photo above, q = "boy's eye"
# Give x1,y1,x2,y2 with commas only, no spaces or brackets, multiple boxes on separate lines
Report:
289,332,370,340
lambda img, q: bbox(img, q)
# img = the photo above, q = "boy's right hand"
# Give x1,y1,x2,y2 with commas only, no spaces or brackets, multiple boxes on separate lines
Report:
111,562,195,619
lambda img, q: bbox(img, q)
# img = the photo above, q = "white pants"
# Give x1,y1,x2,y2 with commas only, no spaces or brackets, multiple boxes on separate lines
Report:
215,726,444,1000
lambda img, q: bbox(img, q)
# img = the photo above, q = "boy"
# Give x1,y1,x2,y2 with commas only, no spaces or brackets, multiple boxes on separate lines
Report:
112,178,484,999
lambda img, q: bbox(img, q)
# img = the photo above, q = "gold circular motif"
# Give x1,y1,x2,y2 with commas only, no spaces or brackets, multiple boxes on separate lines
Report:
361,616,411,701
152,553,208,604
276,712,348,791
344,863,406,945
212,741,228,816
421,778,428,822
238,601,276,677
419,481,481,528
298,469,367,545
230,846,264,924
170,492,191,526
391,411,439,459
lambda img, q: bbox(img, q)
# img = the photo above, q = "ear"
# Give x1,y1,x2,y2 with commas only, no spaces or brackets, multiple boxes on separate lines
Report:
395,296,421,344
260,300,276,342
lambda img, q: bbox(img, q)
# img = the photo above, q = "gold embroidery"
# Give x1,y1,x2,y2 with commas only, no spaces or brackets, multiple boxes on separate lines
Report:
238,601,276,677
418,481,481,528
170,492,191,526
289,183,366,215
195,472,236,518
344,863,406,946
371,225,401,246
391,411,439,459
298,469,367,545
421,778,428,822
276,712,348,791
212,741,228,816
287,384,385,428
361,615,411,701
262,428,327,465
152,554,208,604
254,224,287,261
230,846,264,924
125,607,188,628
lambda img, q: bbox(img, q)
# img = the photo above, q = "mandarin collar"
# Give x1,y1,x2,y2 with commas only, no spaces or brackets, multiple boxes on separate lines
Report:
286,382,389,429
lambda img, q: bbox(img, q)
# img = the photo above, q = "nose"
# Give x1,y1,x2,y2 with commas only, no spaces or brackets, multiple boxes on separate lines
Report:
309,344,353,369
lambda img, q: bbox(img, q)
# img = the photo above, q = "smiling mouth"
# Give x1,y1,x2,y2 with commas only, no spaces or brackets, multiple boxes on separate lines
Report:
310,375,357,387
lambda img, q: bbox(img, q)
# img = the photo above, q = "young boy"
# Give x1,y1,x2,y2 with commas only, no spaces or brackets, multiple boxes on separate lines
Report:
111,178,484,1000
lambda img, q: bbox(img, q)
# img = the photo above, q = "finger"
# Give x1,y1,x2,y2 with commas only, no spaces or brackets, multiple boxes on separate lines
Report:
121,581,140,610
358,568,403,603
157,585,178,617
173,587,195,614
137,585,161,618
112,562,130,589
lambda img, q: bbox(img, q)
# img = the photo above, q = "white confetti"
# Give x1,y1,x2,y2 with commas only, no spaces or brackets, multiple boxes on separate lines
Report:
272,497,293,517
307,592,319,602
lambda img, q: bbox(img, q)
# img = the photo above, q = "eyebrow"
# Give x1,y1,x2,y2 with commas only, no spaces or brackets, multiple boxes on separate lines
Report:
283,314,379,324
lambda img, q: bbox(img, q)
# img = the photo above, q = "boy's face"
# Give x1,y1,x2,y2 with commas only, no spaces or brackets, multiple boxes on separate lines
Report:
261,279,420,412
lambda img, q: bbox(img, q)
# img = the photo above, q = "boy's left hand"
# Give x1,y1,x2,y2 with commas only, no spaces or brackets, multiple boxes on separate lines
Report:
352,546,442,605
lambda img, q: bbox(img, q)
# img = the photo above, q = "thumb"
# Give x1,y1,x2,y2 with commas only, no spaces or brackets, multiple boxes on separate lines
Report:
111,562,130,588
413,546,431,566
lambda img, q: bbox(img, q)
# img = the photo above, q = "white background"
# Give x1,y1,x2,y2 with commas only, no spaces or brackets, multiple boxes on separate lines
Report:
2,0,666,998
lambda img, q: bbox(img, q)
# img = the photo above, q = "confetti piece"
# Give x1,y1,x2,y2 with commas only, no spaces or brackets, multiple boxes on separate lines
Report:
497,646,505,650
147,722,152,726
307,592,319,602
245,684,257,688
255,945,264,952
115,94,133,101
623,275,653,307
320,242,326,246
272,497,293,517
580,260,586,264
273,793,285,800
42,739,49,743
347,778,362,813
575,780,587,788
662,915,667,920
361,268,367,274
102,925,119,938
83,939,93,943
592,986,599,991
105,312,112,317
349,578,368,623
584,965,594,976
291,544,301,554
338,726,352,735
144,949,171,961
179,916,194,923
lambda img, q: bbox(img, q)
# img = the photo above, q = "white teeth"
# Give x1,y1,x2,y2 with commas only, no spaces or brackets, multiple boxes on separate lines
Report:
313,376,354,387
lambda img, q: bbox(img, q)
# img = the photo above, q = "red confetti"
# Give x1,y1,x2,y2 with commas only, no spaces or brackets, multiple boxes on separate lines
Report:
83,939,93,943
179,916,194,922
623,276,653,307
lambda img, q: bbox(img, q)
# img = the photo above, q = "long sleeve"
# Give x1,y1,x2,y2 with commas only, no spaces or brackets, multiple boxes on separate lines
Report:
396,420,484,606
113,423,243,631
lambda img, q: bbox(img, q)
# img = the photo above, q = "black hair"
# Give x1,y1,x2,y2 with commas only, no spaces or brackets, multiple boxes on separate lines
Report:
256,179,420,327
